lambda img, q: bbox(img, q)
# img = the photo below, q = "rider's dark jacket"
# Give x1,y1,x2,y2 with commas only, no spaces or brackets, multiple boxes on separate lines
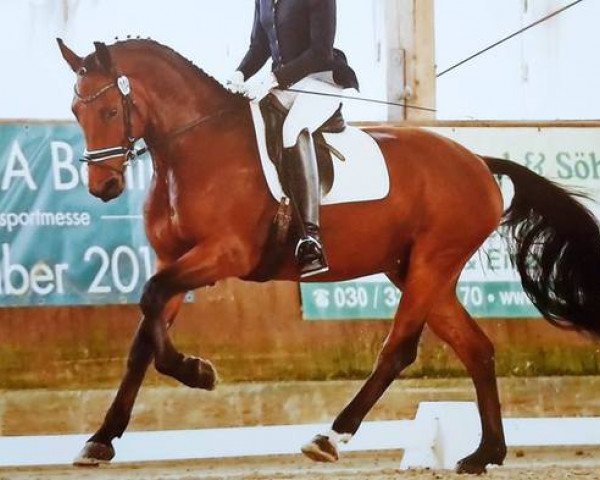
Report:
237,0,359,90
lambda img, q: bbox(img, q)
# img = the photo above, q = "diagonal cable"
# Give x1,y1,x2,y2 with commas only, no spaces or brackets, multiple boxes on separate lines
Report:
436,0,584,78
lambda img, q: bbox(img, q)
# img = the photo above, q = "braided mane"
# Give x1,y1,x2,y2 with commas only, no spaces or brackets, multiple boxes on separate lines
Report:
84,38,248,106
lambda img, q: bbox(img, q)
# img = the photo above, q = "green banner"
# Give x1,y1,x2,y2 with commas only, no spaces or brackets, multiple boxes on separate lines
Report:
0,123,155,306
302,280,539,320
301,127,600,320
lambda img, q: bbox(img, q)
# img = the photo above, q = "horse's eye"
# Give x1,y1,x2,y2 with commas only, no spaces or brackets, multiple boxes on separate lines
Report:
102,107,118,120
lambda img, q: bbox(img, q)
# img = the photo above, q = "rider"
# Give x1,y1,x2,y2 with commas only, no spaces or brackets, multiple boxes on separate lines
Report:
227,0,359,278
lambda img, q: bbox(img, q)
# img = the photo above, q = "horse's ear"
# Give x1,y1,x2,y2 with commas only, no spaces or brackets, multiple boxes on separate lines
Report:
56,38,82,72
93,41,114,73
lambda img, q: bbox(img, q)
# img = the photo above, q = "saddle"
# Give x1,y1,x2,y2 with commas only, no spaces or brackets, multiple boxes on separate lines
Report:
259,93,346,197
247,95,389,282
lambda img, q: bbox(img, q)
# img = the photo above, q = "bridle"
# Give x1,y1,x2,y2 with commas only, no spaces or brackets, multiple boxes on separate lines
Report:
75,73,241,175
75,74,145,174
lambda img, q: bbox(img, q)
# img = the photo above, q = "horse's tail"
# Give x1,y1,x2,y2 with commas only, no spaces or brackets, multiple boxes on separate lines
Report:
483,156,600,336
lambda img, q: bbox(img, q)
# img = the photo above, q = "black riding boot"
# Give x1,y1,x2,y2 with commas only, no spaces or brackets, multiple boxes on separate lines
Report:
284,129,329,278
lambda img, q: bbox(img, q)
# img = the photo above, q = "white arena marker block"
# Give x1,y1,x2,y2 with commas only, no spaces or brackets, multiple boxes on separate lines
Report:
400,402,481,470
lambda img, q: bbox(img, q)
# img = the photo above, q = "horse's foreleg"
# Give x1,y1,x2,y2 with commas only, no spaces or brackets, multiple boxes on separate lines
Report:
139,241,252,389
145,294,218,390
301,255,457,463
73,295,183,466
426,296,506,474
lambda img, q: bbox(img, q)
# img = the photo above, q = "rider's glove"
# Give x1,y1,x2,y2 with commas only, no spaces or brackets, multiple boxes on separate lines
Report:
246,73,279,101
225,70,247,95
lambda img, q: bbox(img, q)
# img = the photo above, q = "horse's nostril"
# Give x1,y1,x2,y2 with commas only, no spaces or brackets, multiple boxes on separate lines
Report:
105,178,119,192
91,177,122,201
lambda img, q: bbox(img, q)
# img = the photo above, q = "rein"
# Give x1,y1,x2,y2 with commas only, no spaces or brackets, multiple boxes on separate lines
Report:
161,109,235,144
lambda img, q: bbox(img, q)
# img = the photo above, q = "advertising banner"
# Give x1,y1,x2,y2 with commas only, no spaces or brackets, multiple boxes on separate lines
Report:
0,123,154,306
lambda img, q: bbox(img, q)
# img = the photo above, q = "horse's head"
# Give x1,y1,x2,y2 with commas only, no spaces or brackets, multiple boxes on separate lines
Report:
57,39,147,202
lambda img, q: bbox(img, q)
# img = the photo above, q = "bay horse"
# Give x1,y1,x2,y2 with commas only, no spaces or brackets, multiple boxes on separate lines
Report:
57,38,600,474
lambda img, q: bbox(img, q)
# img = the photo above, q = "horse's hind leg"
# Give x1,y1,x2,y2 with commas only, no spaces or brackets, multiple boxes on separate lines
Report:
302,312,424,462
301,248,460,463
74,294,184,465
426,294,506,474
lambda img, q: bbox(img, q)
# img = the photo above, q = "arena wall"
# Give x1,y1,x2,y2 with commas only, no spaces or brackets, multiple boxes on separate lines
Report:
1,278,597,389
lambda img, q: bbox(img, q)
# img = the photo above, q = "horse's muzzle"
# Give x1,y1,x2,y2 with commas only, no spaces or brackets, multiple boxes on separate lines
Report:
90,177,124,202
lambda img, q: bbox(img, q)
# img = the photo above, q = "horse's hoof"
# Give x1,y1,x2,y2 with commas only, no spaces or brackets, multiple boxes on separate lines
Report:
73,441,114,467
181,357,219,390
455,458,487,475
455,445,505,475
301,434,339,463
200,358,220,390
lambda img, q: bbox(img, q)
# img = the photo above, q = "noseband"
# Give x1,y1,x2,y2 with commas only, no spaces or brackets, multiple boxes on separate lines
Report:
75,75,146,174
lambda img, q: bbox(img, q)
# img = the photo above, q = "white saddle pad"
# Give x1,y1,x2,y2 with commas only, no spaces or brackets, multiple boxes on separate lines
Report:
250,102,390,205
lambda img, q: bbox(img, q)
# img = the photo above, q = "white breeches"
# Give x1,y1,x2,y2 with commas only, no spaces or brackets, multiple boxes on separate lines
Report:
273,76,347,148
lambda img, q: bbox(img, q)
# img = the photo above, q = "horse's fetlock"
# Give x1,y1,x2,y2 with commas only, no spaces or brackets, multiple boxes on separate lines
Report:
156,349,186,375
154,357,174,376
154,361,170,376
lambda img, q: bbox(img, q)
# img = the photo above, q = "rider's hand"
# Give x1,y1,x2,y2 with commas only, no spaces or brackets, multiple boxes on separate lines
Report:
246,73,278,100
225,71,247,95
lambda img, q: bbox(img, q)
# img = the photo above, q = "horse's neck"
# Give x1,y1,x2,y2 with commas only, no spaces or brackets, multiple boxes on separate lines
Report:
145,104,258,239
114,44,236,144
145,79,253,180
144,80,232,146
